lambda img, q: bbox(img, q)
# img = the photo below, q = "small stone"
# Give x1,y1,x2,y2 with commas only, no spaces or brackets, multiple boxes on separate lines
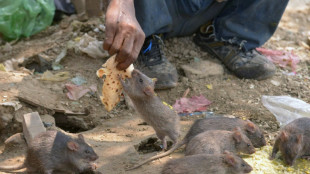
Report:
189,50,197,57
22,112,46,145
249,84,255,89
270,80,281,86
181,60,224,78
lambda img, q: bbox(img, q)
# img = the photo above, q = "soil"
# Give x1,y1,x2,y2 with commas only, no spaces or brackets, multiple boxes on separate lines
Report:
0,2,309,174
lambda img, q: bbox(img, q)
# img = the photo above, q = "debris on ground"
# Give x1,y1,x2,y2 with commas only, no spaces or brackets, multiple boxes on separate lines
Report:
243,146,310,174
40,71,70,81
256,47,300,73
22,112,46,145
173,95,212,113
76,33,108,58
0,0,55,40
0,64,5,71
52,48,67,70
134,137,173,154
262,95,310,126
181,58,224,78
65,83,97,101
0,101,22,111
71,76,87,86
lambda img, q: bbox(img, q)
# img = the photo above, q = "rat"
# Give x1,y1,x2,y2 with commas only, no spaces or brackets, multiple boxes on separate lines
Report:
186,117,266,148
119,69,180,170
270,117,310,166
162,151,253,174
0,130,99,174
185,128,255,156
124,116,264,169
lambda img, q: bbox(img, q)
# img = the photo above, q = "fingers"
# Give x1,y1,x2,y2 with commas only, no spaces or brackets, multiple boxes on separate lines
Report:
109,32,125,55
116,31,145,70
132,32,145,60
115,35,134,65
103,23,116,51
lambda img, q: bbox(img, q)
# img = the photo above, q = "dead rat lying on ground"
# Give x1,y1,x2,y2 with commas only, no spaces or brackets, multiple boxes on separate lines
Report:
162,151,253,174
0,130,98,174
270,117,310,166
185,128,256,156
119,69,180,170
124,116,264,169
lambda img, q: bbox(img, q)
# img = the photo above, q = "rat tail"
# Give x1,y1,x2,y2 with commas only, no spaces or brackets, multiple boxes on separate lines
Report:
125,139,186,171
0,163,26,171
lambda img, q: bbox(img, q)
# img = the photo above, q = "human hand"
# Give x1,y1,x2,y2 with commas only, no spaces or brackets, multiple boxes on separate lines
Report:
103,0,145,70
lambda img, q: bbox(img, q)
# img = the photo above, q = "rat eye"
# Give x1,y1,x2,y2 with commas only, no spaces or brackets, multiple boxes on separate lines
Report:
241,163,245,167
139,79,143,83
247,144,251,147
85,150,90,154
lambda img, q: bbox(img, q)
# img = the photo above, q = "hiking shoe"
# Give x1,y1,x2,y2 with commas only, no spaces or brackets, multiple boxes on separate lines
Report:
135,35,178,89
193,25,276,80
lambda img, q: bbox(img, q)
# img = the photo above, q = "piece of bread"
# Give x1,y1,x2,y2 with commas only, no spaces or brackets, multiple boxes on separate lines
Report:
96,55,134,111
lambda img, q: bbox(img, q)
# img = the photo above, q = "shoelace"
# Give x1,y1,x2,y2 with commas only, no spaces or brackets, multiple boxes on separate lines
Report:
139,36,164,66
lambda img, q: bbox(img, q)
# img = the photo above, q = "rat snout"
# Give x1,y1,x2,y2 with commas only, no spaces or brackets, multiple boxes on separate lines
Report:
90,154,99,161
244,165,253,173
249,147,256,154
92,154,99,161
131,69,139,77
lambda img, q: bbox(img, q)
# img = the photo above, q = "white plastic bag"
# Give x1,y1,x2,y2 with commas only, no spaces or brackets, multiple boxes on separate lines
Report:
262,95,310,126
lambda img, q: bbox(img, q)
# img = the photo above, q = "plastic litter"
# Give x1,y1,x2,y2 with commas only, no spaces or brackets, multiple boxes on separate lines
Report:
256,48,300,73
65,83,97,101
40,71,70,82
262,95,310,126
173,95,212,113
76,34,108,58
0,0,55,40
0,101,22,111
71,76,87,86
52,48,67,70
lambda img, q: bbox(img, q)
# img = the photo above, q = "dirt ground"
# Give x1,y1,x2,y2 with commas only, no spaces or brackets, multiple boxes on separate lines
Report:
0,1,310,174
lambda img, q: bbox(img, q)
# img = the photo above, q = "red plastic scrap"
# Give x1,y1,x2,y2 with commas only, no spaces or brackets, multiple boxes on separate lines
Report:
256,47,300,73
173,95,211,113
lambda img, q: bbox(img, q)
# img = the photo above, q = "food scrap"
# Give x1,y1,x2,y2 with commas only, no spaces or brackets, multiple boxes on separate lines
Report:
243,146,310,174
96,55,134,111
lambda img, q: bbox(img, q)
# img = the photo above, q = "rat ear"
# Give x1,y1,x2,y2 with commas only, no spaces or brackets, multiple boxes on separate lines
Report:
233,129,242,143
67,141,79,151
280,131,288,141
223,152,236,166
245,121,255,133
143,86,154,96
78,134,85,142
296,134,303,144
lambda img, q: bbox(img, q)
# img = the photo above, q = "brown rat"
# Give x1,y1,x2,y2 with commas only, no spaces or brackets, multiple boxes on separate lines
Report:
187,117,266,148
0,130,98,174
185,128,255,156
120,69,180,170
124,116,263,169
162,151,253,174
270,117,310,166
